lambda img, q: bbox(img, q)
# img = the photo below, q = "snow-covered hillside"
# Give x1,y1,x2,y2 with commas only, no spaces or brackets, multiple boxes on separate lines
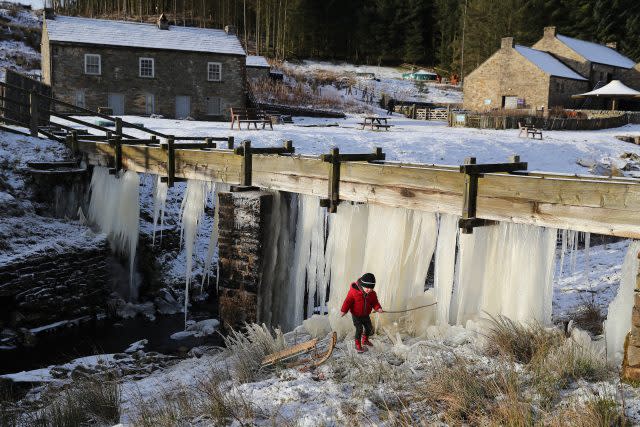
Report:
0,2,41,80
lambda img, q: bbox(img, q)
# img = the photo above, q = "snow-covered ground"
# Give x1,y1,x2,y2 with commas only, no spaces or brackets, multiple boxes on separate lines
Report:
283,60,463,105
0,3,41,80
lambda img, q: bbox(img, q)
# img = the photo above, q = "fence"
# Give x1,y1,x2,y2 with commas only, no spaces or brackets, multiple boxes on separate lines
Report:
449,111,640,131
1,70,51,127
416,108,449,121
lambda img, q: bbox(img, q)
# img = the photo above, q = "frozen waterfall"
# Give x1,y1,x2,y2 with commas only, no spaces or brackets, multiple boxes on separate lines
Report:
88,166,140,300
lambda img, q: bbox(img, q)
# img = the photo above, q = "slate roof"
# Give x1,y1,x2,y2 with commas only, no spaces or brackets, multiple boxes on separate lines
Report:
246,55,270,68
515,45,587,80
556,34,635,69
45,15,246,56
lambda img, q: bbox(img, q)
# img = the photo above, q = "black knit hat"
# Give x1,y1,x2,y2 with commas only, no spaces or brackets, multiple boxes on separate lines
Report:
358,272,376,288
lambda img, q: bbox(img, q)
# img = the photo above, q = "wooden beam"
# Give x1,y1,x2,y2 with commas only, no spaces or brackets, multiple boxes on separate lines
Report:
72,140,640,238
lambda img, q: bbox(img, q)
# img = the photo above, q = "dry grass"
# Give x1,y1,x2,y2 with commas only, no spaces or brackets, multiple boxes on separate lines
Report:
571,301,605,336
222,323,287,383
485,315,565,364
548,395,626,426
29,378,121,426
131,388,197,427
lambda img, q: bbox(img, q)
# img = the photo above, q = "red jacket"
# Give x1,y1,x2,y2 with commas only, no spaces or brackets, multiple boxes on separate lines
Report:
340,283,382,317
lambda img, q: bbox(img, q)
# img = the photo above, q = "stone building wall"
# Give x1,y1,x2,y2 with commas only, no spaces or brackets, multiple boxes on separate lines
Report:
548,76,590,109
42,37,247,120
0,243,110,330
463,38,551,111
217,190,272,328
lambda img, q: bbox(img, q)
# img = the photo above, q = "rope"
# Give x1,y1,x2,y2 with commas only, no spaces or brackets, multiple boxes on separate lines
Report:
377,302,438,314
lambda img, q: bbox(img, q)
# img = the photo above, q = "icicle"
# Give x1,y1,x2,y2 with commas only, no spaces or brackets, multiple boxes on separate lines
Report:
604,240,640,364
584,232,591,281
451,222,557,325
152,175,168,246
88,167,140,300
434,213,459,325
179,179,212,328
559,229,568,278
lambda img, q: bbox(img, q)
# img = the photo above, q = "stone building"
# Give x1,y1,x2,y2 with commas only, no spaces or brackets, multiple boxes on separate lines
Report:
532,27,637,89
41,14,247,119
463,27,640,112
246,55,271,80
463,37,589,112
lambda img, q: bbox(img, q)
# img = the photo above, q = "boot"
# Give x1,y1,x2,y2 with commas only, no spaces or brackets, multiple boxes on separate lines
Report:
362,335,373,347
355,338,366,353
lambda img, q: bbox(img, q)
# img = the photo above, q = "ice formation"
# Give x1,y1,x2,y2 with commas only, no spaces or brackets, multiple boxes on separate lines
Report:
604,240,640,364
179,179,212,327
451,222,557,325
88,166,140,299
151,175,168,245
434,213,458,325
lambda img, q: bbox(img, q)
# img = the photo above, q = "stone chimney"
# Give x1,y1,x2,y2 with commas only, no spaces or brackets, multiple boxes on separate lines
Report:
224,25,237,36
44,8,55,19
501,37,514,50
607,42,618,51
157,13,169,30
544,26,557,38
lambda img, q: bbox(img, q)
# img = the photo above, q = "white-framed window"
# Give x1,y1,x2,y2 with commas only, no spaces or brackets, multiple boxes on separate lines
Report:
207,62,222,81
206,96,221,116
139,57,155,78
145,93,155,115
84,54,101,75
74,90,85,108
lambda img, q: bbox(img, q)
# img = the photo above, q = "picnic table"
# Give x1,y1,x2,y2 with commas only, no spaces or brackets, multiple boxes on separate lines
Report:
359,116,393,131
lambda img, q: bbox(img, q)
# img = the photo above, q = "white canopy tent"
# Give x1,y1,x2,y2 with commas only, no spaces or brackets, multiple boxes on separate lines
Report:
572,80,640,110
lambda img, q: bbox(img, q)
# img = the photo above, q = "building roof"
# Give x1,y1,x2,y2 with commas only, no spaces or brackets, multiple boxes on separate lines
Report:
45,15,246,56
515,45,587,80
556,34,635,69
573,80,640,98
246,55,270,68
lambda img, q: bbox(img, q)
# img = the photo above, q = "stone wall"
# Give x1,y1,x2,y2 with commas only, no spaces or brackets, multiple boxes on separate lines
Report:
42,31,247,120
217,190,272,328
0,243,110,330
548,76,591,109
622,251,640,382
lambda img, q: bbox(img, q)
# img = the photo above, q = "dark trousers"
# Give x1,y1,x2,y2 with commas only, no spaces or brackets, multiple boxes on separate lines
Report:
351,314,373,340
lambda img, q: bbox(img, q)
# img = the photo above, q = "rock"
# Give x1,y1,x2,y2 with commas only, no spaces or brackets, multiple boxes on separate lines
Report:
113,353,130,360
70,365,96,380
50,366,70,379
125,339,148,354
188,347,204,358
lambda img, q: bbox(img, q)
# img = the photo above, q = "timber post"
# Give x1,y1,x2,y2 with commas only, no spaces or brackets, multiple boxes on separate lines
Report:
114,117,123,137
227,136,234,149
71,130,78,156
29,91,39,137
622,250,640,382
167,136,175,187
108,135,123,176
458,155,528,233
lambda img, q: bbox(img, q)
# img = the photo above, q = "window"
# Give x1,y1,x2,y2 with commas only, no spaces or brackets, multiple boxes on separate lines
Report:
74,90,85,108
145,93,155,115
139,58,155,78
206,96,221,116
207,62,222,81
84,54,101,75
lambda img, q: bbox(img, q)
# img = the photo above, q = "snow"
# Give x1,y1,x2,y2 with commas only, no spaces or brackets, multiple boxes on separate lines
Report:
247,55,270,68
557,34,636,69
1,354,116,383
575,79,640,97
170,318,219,339
515,45,587,81
45,15,246,56
0,5,41,80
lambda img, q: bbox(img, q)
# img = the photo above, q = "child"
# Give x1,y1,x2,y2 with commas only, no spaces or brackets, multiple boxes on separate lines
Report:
340,272,384,353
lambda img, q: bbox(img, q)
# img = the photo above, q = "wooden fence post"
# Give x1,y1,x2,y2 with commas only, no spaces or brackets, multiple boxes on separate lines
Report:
115,117,123,137
29,91,39,137
227,136,235,149
622,250,640,382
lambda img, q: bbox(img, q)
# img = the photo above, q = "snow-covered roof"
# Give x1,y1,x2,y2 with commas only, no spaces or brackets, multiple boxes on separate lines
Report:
45,16,246,56
515,45,587,81
246,55,270,68
415,69,437,75
573,80,640,98
557,35,635,69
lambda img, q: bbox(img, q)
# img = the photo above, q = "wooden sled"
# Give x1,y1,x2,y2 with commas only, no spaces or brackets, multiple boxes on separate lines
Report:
261,332,337,371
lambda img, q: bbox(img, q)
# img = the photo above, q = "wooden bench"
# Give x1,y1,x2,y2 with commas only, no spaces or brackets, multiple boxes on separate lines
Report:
230,107,273,130
518,121,543,140
359,117,393,131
